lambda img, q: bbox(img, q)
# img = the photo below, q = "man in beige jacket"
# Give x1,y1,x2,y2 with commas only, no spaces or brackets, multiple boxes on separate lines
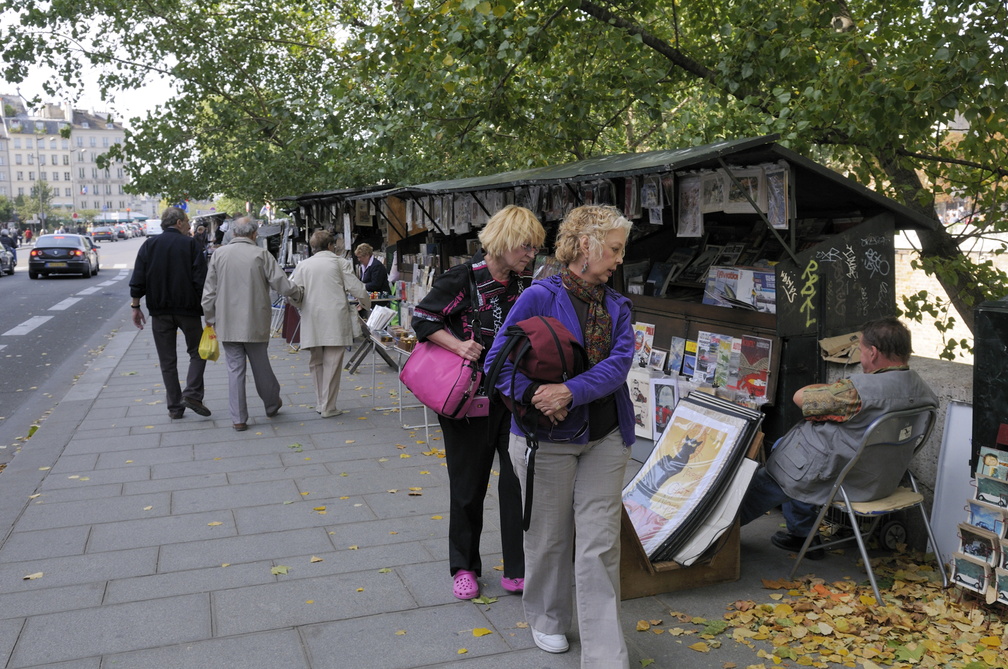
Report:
202,217,303,431
289,230,371,417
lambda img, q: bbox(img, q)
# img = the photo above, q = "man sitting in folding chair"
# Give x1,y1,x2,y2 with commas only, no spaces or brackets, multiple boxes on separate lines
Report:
738,316,938,559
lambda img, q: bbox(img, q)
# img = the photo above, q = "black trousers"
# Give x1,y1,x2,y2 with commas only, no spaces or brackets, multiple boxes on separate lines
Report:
440,400,525,579
151,313,206,414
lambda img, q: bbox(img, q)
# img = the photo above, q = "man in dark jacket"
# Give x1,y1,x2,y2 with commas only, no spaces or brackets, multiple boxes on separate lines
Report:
129,207,212,419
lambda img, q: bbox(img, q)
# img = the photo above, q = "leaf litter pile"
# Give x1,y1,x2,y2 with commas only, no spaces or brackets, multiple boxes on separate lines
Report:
637,552,1006,668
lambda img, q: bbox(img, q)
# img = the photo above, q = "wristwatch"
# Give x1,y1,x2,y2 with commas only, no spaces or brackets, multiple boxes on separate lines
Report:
131,304,141,309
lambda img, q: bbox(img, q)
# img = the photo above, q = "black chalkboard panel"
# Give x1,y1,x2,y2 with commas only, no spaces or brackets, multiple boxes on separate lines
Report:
973,296,1008,473
776,214,896,338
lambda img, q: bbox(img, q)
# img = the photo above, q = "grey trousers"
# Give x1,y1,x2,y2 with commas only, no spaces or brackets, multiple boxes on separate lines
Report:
509,431,631,669
308,346,346,416
222,341,281,424
150,314,206,415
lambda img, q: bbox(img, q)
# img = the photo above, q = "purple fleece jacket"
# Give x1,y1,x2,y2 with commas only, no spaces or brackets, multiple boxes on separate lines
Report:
484,274,636,446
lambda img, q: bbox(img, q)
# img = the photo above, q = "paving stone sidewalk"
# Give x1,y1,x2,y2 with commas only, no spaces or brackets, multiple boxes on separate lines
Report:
0,309,867,669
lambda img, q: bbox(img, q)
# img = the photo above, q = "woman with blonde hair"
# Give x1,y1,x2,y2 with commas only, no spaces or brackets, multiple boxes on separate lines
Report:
412,205,546,601
485,205,635,666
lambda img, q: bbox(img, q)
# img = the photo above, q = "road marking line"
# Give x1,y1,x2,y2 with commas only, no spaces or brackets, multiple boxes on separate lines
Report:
2,316,54,336
98,281,118,287
50,298,82,311
77,287,101,295
0,344,6,351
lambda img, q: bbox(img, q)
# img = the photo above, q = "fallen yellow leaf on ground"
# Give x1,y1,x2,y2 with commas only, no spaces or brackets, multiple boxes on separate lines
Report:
473,628,493,637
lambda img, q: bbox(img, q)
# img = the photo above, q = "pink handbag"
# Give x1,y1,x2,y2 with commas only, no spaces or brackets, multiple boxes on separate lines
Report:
400,265,489,419
400,339,488,419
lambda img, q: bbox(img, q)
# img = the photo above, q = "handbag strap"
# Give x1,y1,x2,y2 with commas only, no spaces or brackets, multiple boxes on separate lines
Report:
467,264,482,347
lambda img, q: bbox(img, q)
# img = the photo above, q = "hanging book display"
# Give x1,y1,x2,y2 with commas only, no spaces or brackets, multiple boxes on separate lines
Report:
622,392,763,563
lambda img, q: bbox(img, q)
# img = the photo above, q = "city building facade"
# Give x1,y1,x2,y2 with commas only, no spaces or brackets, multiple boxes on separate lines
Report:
0,95,159,225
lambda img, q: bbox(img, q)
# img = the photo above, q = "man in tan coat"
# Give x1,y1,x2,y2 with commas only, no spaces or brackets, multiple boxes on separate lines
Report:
289,230,371,417
201,217,303,431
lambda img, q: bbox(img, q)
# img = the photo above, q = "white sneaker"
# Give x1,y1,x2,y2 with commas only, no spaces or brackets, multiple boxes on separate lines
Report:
531,627,569,653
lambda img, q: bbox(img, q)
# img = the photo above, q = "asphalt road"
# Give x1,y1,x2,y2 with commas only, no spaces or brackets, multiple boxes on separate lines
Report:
0,235,147,464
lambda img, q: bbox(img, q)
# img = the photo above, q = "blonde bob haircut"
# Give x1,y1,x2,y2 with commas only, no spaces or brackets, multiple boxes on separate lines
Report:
477,205,546,258
554,205,632,265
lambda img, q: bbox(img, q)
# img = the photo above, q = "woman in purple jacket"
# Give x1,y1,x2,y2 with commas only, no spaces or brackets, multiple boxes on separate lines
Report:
485,205,635,667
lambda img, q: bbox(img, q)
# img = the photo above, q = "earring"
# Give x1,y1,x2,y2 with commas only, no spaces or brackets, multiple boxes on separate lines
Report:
581,260,589,273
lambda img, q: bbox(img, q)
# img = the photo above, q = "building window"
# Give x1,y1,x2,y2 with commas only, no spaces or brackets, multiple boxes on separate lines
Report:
79,168,84,179
13,138,21,149
76,137,83,147
117,168,124,179
0,172,5,181
28,171,34,181
64,172,70,181
16,171,23,181
26,154,33,164
41,172,47,181
18,187,24,196
49,138,56,149
37,138,44,148
89,137,96,147
63,155,69,165
105,184,112,195
39,154,46,165
65,188,71,197
118,185,124,194
14,155,21,165
102,137,109,147
78,152,85,163
91,168,97,179
52,172,59,181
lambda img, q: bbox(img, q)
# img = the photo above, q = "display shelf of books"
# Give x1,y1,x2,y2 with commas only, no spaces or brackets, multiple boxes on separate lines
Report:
952,446,1008,607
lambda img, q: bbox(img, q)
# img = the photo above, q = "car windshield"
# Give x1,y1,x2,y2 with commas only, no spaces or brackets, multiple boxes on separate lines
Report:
37,235,83,248
94,227,111,232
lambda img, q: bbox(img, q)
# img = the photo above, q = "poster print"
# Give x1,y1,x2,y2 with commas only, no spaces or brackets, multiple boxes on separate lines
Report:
651,376,680,442
701,171,726,213
724,167,765,214
633,322,656,368
977,474,1008,508
628,367,656,440
677,175,704,238
622,400,749,559
764,161,790,229
977,446,1008,480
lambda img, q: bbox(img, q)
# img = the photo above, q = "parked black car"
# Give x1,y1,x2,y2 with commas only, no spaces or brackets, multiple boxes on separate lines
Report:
28,234,100,279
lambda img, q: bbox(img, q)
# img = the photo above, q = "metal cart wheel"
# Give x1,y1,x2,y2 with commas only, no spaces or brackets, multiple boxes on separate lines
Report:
880,520,907,550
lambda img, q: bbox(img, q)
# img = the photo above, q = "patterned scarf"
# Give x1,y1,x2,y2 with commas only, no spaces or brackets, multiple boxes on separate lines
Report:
561,268,611,366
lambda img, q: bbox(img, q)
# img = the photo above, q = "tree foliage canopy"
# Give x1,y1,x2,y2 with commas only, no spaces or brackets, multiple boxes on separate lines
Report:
4,0,1006,344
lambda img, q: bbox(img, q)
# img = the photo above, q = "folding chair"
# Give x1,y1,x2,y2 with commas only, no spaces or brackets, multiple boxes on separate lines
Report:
790,406,949,603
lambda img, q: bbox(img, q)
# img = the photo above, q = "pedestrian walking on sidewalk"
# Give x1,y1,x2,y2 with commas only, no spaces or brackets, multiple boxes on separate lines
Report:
412,205,545,601
288,230,370,417
484,205,635,665
129,206,212,420
201,216,302,431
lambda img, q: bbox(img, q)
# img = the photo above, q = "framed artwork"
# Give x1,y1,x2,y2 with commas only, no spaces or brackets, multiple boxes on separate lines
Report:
640,176,662,209
648,349,667,373
355,199,372,226
622,393,762,561
650,376,679,441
